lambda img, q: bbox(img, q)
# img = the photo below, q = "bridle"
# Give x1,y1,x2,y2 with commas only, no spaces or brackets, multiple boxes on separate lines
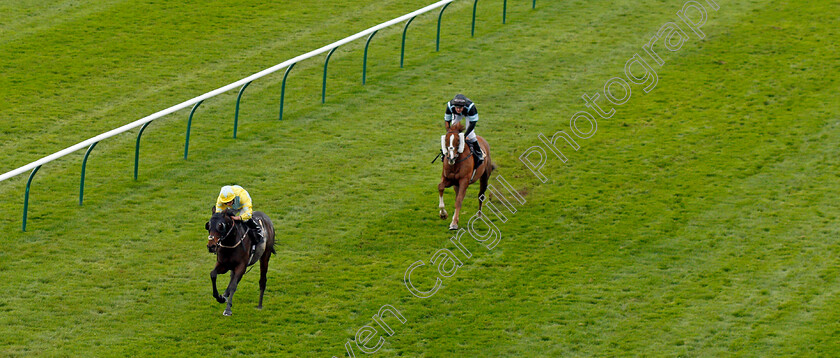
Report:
208,218,243,249
443,131,470,165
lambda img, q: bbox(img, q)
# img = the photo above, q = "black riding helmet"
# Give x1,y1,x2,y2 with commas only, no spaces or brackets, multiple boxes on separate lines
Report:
450,94,468,108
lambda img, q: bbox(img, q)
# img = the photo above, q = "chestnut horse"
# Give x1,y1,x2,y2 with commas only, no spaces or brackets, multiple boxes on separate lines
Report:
438,123,495,230
206,208,276,316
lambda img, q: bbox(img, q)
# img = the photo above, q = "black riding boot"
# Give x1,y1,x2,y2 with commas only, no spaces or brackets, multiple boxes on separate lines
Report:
245,219,264,246
469,140,484,166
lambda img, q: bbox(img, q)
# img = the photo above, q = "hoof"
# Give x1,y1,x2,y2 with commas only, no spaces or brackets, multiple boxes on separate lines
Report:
449,224,459,231
215,296,226,304
223,310,232,316
440,213,448,220
256,305,263,310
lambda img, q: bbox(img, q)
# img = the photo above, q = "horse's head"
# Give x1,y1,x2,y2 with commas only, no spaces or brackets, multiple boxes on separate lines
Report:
441,127,466,165
205,209,237,253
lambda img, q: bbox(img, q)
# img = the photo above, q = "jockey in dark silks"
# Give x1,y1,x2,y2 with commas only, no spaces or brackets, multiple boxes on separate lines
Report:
444,94,483,166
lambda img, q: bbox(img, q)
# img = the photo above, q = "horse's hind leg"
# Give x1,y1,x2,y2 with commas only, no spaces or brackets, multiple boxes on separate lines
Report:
477,173,489,217
257,253,271,309
223,265,246,316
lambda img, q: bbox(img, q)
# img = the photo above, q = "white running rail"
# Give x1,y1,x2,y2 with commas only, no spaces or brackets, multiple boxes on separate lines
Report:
0,0,455,183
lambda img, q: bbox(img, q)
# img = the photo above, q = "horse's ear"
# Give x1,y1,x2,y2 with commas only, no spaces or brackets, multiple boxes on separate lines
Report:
211,205,217,214
205,221,210,231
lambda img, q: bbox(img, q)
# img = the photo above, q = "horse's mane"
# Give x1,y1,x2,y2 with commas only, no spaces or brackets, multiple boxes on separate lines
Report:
213,208,238,218
449,122,465,133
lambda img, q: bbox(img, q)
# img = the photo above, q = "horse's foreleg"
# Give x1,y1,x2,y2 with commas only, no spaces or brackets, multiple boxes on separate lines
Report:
211,265,226,304
257,253,271,309
223,265,246,316
438,181,448,220
450,181,468,230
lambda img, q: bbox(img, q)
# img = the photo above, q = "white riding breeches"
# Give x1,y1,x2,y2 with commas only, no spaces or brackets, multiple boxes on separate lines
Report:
451,119,478,141
464,131,477,142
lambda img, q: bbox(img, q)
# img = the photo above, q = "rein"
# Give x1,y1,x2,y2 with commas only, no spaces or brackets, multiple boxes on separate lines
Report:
452,152,471,164
445,148,471,165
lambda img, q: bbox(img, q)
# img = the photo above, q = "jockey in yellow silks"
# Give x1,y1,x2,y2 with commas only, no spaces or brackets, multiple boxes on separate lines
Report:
215,185,263,246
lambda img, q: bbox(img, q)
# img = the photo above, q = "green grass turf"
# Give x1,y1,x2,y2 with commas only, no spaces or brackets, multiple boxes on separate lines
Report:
1,0,838,356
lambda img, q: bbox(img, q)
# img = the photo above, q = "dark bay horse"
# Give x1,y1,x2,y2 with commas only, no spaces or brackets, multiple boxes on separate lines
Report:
438,123,495,230
206,208,276,316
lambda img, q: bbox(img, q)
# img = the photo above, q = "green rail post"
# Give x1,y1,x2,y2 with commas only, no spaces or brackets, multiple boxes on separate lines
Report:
362,30,378,85
322,47,338,104
279,63,296,120
234,81,252,138
533,0,536,9
436,2,453,52
184,100,204,160
135,121,153,180
503,0,507,24
400,16,417,68
471,0,479,37
22,165,42,232
79,141,98,206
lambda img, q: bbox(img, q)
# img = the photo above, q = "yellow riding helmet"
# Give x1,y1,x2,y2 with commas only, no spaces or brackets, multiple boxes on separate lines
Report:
218,185,236,203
